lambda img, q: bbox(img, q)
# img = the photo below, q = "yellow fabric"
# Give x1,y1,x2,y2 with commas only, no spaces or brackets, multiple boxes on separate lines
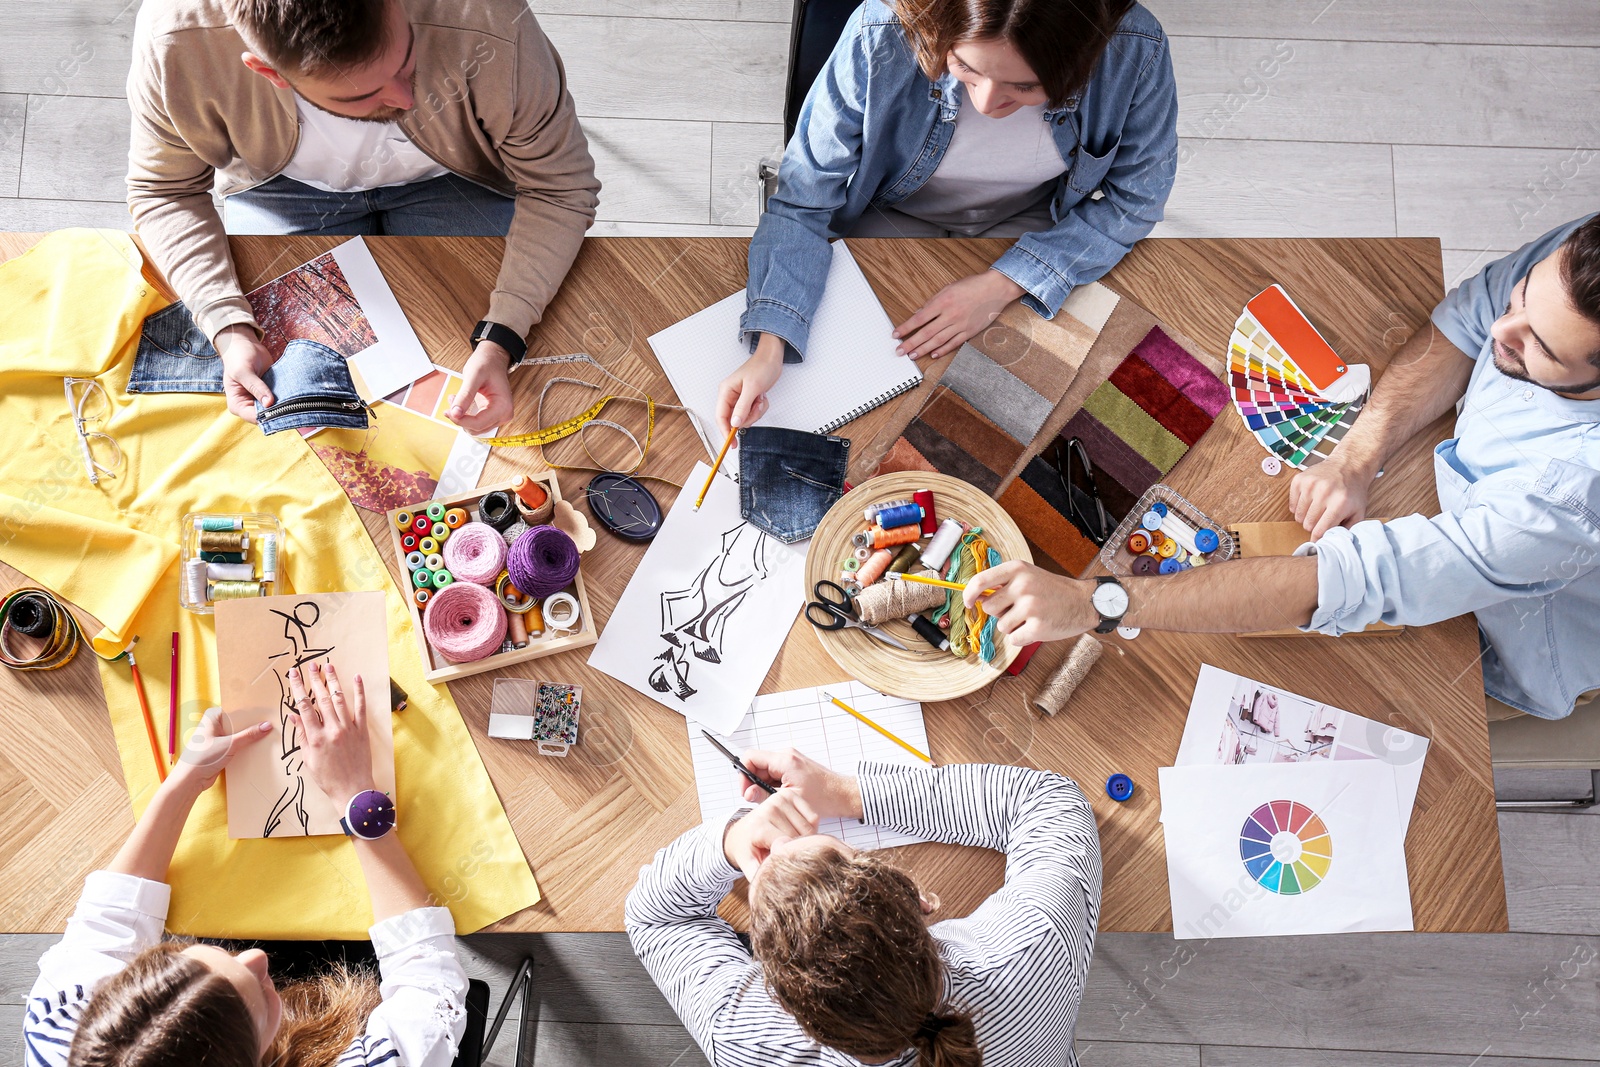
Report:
0,230,539,937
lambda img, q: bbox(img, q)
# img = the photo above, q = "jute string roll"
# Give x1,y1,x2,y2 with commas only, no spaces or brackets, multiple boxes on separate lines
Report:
1031,634,1103,716
853,569,948,626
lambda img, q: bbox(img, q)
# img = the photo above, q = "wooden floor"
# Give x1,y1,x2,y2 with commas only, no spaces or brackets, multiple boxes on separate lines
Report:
3,1,1600,1064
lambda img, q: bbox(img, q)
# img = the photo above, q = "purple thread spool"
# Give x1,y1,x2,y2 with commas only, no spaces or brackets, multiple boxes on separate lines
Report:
505,525,580,599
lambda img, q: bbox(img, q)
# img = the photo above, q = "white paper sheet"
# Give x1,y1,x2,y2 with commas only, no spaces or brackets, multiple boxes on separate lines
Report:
1159,761,1413,938
587,461,808,734
1173,664,1429,829
692,681,929,850
331,238,434,400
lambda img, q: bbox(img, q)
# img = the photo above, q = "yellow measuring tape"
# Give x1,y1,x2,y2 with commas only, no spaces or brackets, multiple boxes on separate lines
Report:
485,394,642,449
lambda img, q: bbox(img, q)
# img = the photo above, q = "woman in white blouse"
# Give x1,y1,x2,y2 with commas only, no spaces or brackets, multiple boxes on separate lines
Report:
24,661,468,1067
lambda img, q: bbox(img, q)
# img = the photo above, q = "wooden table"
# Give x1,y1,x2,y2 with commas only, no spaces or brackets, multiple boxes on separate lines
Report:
0,232,1508,934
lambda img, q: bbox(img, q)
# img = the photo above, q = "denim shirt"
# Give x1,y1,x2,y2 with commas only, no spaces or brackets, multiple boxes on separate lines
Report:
1298,214,1600,719
742,0,1178,358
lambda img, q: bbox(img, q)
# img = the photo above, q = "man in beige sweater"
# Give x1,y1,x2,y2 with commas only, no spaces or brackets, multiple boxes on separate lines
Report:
127,0,600,433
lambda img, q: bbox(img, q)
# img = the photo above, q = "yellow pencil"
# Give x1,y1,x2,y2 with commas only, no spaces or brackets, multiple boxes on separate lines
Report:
823,692,932,764
886,571,996,596
694,426,739,511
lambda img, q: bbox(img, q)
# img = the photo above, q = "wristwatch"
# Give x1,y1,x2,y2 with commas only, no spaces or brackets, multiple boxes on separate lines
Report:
470,320,527,368
1090,576,1129,635
340,790,397,840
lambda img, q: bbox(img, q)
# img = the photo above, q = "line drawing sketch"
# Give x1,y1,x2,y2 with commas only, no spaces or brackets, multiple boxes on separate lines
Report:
262,601,335,838
650,521,777,700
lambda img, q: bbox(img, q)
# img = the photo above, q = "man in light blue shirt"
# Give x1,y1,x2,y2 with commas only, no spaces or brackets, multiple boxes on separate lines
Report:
966,213,1600,720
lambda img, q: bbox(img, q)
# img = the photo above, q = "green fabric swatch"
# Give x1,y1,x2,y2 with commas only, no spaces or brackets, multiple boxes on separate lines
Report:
1083,381,1190,474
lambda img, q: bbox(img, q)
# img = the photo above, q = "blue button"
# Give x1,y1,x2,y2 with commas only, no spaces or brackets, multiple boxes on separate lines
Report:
1194,528,1219,554
1158,558,1182,574
1106,773,1135,802
1152,502,1169,517
1141,510,1163,531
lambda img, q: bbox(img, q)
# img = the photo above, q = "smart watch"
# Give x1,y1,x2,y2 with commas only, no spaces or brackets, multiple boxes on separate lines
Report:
470,320,527,368
1090,576,1129,635
340,790,397,840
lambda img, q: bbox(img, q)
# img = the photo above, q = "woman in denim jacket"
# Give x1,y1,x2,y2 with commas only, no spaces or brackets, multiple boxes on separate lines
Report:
718,0,1178,435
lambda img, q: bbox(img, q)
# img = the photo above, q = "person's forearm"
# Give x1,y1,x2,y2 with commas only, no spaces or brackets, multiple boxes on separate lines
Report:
1073,556,1321,634
108,778,203,883
1326,322,1474,476
353,833,433,922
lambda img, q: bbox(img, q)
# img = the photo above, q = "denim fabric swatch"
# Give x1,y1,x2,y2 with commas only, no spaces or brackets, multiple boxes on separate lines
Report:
254,339,370,436
127,301,223,394
737,427,850,543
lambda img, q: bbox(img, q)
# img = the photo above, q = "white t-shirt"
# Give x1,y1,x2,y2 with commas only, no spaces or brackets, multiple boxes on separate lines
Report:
895,89,1068,235
280,93,449,193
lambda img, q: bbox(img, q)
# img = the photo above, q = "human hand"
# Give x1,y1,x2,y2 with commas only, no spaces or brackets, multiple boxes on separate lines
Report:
449,340,516,435
1289,453,1378,540
167,706,273,796
286,662,374,806
963,560,1097,645
715,334,785,440
736,747,862,818
893,269,1025,361
217,324,277,422
723,789,820,880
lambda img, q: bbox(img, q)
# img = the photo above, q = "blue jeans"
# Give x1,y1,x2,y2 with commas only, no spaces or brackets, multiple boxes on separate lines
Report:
737,427,851,543
224,173,515,236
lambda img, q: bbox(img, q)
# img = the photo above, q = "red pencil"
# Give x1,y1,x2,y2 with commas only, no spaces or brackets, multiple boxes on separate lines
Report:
168,631,180,763
126,640,166,784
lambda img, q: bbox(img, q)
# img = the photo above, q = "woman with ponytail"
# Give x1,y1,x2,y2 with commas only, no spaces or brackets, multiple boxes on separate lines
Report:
628,755,1101,1066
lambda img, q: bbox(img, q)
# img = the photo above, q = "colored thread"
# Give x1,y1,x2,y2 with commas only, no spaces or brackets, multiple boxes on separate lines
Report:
445,508,468,529
427,503,447,522
543,592,581,632
419,537,439,556
503,522,531,547
400,534,418,552
0,588,83,670
840,557,861,573
260,533,277,582
413,587,431,607
526,602,544,636
920,519,964,572
862,498,912,522
443,522,508,586
1031,635,1103,716
506,525,580,599
200,551,246,564
855,546,873,562
424,553,444,571
413,569,433,588
206,562,254,581
857,548,894,587
888,543,921,573
852,569,947,626
199,530,248,552
875,503,924,530
405,551,425,571
431,521,449,541
478,490,518,532
913,489,938,535
432,570,454,588
182,559,209,607
869,523,920,550
394,510,414,531
495,572,537,613
411,514,432,535
198,516,242,532
507,609,529,648
908,613,949,651
423,581,507,663
514,477,549,510
209,580,264,600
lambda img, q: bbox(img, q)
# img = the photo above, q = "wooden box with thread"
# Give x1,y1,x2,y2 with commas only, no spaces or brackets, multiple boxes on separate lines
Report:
384,472,597,684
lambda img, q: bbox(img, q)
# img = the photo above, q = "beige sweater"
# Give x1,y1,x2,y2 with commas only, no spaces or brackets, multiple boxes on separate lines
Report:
126,0,600,342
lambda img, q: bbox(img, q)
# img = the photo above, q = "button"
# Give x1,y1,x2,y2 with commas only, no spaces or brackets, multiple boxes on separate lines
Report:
1131,555,1158,576
1157,539,1177,559
1106,773,1135,802
1127,531,1151,554
1056,115,1067,125
1116,624,1141,639
1158,557,1182,574
1194,528,1220,554
1152,502,1170,517
1141,510,1163,531
1523,389,1534,400
1261,455,1282,476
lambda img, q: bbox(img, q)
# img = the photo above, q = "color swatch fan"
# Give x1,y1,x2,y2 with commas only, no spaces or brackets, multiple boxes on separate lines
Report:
1231,285,1371,469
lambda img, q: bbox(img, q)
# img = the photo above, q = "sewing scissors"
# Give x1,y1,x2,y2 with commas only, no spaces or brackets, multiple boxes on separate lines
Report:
805,580,908,651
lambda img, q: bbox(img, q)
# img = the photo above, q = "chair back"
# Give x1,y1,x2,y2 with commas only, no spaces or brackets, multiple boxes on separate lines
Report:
784,0,865,140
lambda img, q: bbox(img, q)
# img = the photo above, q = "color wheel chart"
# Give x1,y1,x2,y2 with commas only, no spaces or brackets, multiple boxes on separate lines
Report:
1239,799,1333,895
1231,285,1372,470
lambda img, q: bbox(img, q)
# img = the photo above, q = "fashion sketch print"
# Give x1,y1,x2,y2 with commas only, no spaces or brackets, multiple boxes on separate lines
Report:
261,602,335,837
650,520,779,700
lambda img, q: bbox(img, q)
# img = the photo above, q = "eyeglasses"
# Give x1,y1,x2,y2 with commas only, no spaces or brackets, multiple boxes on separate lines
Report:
63,378,123,486
1044,436,1111,545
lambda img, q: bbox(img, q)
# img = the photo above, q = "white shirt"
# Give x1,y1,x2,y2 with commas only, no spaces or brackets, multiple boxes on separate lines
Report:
626,762,1103,1067
24,871,469,1067
280,93,449,193
895,90,1068,236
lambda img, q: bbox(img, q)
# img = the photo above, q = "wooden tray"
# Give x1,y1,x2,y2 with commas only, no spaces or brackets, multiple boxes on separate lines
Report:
803,472,1032,701
384,474,597,683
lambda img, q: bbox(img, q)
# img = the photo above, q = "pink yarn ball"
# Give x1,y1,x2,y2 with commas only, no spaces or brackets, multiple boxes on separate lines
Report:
422,581,507,663
442,521,506,585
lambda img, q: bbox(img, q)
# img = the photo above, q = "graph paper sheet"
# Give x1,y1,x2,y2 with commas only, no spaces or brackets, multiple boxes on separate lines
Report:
691,681,930,850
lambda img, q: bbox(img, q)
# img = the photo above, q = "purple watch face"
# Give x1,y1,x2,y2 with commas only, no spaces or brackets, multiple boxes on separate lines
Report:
346,790,396,839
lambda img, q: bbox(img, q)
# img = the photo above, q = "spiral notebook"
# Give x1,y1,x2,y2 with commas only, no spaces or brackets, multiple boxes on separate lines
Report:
648,240,923,478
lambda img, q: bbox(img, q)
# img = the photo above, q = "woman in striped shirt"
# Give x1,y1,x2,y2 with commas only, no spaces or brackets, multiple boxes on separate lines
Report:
627,751,1103,1067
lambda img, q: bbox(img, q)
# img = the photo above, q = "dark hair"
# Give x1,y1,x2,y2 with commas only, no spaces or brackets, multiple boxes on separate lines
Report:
223,0,393,76
895,0,1136,108
1558,215,1600,365
750,847,981,1067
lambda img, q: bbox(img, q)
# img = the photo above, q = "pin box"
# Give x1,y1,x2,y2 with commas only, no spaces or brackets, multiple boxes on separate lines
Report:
487,677,581,757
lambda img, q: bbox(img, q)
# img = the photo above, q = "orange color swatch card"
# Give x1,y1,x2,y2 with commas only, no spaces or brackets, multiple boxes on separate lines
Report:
1245,285,1370,403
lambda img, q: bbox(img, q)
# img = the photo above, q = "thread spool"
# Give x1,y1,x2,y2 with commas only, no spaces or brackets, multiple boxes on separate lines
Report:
1031,635,1103,716
400,534,418,553
513,476,554,524
874,503,924,530
888,543,922,574
199,530,249,553
209,580,265,601
506,526,580,599
840,557,861,573
406,551,425,571
411,514,432,535
920,519,964,572
394,511,414,531
854,549,891,587
200,551,246,564
413,569,433,589
852,569,948,625
506,610,529,649
427,503,447,522
862,498,912,523
525,602,544,637
543,592,581,632
495,572,537,614
478,490,518,532
432,570,454,588
443,522,508,586
206,562,254,581
869,523,920,550
260,534,277,582
419,537,440,556
423,581,507,663
424,553,444,571
198,516,243,532
908,613,950,651
445,508,468,529
429,521,448,542
854,546,872,562
414,587,431,607
912,489,938,535
182,559,209,606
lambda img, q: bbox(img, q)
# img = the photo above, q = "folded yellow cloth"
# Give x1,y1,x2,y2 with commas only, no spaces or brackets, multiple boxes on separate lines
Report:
0,230,538,937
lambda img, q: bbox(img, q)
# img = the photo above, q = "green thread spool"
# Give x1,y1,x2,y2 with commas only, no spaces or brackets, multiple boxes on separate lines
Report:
198,516,242,532
413,569,434,589
208,580,264,600
432,569,454,588
431,521,449,541
427,503,447,522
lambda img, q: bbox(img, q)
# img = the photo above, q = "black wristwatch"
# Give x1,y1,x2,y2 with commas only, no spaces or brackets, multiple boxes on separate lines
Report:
470,319,527,368
1090,576,1129,635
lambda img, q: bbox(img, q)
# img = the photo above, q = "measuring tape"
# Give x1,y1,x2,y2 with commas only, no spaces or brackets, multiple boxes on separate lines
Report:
485,394,640,448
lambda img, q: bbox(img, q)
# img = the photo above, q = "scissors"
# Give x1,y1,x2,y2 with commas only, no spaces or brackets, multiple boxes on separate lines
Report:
805,580,909,651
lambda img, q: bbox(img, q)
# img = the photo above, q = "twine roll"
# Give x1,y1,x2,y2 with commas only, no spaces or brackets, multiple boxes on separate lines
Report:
478,490,518,532
853,569,948,626
506,525,580,599
424,581,507,663
1031,635,1104,716
443,522,507,585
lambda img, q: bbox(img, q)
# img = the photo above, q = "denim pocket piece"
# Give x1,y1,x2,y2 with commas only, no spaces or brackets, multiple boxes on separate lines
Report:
127,301,223,394
737,427,851,543
254,339,371,436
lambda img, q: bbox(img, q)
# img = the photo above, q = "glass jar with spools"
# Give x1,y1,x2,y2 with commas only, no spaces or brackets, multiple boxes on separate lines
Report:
178,512,285,614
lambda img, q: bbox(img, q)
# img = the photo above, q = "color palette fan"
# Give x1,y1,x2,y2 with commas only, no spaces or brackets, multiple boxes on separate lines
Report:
1231,285,1371,469
1238,799,1333,895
